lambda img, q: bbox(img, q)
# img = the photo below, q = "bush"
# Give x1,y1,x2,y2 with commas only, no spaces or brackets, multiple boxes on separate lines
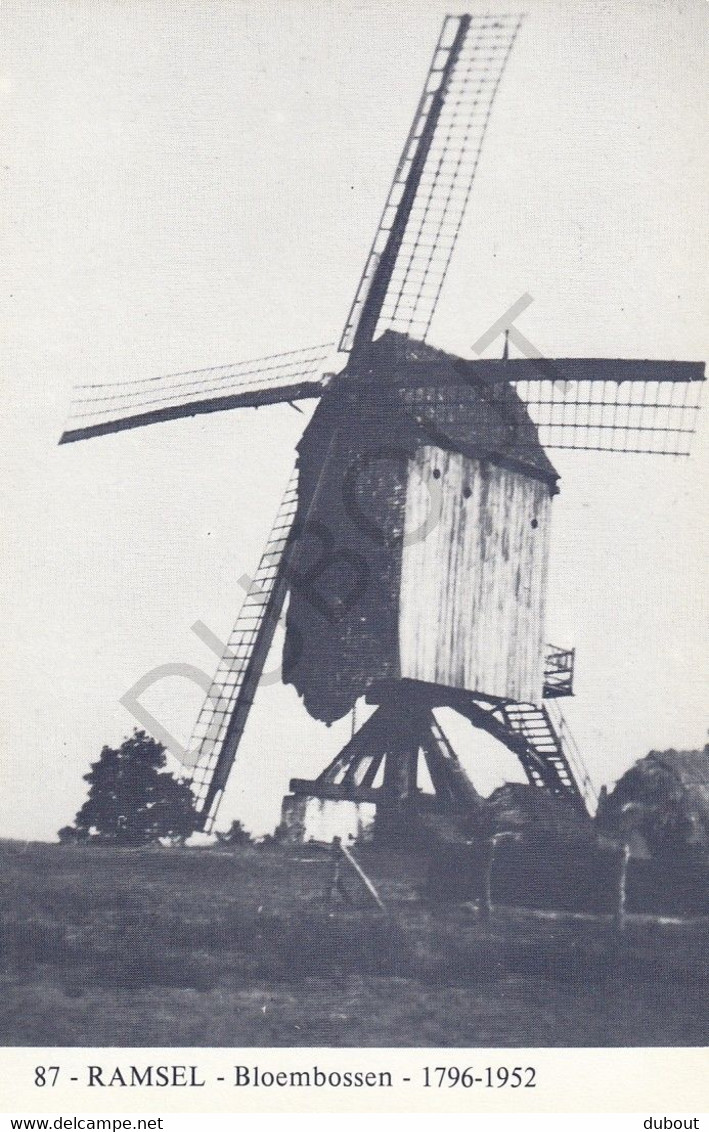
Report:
214,821,252,848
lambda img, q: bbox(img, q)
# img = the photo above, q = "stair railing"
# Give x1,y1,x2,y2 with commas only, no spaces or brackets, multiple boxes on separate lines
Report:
545,700,598,814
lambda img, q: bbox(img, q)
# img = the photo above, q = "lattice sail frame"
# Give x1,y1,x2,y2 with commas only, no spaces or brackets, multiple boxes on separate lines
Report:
59,344,333,443
398,355,704,456
188,469,300,826
340,13,522,353
512,370,704,456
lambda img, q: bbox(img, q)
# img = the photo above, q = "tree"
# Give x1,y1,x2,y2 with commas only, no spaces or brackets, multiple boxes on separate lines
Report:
597,747,709,861
61,730,198,846
214,819,253,848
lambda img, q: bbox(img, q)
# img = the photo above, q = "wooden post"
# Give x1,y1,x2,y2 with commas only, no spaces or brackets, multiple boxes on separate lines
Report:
339,842,386,911
325,836,342,906
480,832,519,921
615,801,644,934
615,842,631,934
325,837,386,911
479,838,495,921
376,700,422,838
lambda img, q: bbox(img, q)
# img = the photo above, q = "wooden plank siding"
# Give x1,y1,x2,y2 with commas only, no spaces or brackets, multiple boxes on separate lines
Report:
399,446,552,705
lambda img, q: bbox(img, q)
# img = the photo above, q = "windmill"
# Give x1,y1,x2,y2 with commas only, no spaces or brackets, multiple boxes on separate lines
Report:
59,13,704,838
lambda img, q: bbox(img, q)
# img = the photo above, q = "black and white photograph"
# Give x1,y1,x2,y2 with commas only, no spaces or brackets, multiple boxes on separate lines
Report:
1,0,708,1069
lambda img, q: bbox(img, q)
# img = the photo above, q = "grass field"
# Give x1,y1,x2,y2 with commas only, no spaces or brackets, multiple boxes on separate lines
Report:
1,839,707,1047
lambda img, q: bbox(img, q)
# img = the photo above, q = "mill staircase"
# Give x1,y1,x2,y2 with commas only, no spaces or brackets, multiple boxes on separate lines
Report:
189,470,299,825
494,699,597,815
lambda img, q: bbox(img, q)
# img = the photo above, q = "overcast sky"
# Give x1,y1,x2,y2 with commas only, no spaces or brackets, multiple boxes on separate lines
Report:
1,0,707,842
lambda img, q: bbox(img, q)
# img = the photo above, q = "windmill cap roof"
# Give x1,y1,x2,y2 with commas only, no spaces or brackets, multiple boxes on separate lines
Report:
334,330,560,487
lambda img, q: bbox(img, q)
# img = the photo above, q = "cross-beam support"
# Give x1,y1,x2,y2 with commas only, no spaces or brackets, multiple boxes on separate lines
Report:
287,677,592,839
288,686,483,838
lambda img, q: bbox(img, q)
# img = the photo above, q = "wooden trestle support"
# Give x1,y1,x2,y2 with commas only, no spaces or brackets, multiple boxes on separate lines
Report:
288,679,590,839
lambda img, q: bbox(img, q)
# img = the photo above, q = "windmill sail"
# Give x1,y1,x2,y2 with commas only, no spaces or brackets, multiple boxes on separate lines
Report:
507,358,705,455
188,470,299,829
420,356,704,456
59,344,332,444
341,13,522,357
399,353,704,457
